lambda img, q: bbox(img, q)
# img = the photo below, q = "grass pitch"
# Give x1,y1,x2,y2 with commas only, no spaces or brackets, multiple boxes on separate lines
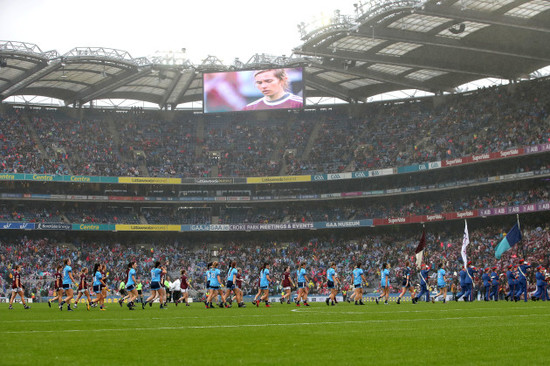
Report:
1,300,549,365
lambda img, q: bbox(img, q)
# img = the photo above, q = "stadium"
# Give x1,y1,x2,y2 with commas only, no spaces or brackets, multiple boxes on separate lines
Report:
1,0,549,364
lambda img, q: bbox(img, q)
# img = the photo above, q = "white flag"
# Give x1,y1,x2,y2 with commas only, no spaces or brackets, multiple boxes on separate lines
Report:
461,220,469,269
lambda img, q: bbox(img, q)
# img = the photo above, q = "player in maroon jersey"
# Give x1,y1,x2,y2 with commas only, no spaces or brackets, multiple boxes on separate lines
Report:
9,265,30,310
176,268,191,306
48,265,63,308
279,265,295,304
73,267,92,310
235,268,246,308
158,265,168,308
242,69,303,111
100,264,108,309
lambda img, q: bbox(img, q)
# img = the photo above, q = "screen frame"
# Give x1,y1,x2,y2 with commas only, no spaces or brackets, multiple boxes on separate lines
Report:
202,67,306,114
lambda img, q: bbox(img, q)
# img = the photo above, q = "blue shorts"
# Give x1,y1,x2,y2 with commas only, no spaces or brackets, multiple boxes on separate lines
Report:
327,281,335,289
380,285,388,289
210,286,220,290
226,281,235,289
260,286,268,290
62,284,70,290
93,285,101,293
126,285,135,291
354,284,362,289
151,281,161,290
298,282,306,289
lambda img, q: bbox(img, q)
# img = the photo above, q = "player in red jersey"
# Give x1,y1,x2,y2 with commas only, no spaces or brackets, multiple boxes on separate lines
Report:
48,265,63,308
235,268,246,308
242,69,303,111
176,269,191,306
9,265,30,310
279,266,295,304
73,267,92,310
99,264,108,309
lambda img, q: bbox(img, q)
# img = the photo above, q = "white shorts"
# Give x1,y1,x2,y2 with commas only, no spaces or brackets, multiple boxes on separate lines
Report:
78,289,87,294
283,287,291,291
12,287,23,292
181,289,188,293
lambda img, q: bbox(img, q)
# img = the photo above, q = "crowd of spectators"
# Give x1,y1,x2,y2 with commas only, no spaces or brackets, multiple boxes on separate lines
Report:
0,78,548,178
1,223,548,300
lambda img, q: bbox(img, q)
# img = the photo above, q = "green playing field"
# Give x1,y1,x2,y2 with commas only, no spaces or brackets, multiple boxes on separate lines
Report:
2,300,549,365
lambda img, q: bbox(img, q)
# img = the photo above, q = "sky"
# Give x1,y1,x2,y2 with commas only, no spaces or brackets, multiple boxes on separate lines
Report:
0,0,358,64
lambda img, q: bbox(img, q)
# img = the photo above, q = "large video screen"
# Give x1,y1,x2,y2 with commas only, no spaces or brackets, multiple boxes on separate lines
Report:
203,68,304,113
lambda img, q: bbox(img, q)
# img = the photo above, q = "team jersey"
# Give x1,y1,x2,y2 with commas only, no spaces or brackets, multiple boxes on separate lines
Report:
93,271,102,286
12,270,20,289
127,268,136,287
210,268,221,287
403,267,411,281
243,93,303,111
437,269,446,286
180,275,188,290
381,268,390,287
297,268,307,283
151,268,162,282
78,274,87,291
353,268,364,285
236,274,243,289
54,272,62,289
282,271,291,287
63,265,72,285
327,268,336,282
260,268,270,287
100,271,106,287
227,267,237,283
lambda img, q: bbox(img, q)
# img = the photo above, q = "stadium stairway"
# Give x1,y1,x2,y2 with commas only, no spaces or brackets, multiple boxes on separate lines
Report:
301,120,323,161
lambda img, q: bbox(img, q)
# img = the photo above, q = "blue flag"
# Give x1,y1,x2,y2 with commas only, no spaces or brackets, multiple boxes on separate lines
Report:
495,223,522,259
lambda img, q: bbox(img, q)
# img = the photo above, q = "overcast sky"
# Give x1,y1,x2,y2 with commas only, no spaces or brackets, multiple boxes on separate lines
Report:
0,0,357,64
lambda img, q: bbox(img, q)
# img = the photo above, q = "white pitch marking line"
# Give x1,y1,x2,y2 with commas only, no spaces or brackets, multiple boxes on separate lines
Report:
2,313,549,334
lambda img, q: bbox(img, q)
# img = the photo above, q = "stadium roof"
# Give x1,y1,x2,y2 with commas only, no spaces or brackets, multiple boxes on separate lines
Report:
1,0,549,109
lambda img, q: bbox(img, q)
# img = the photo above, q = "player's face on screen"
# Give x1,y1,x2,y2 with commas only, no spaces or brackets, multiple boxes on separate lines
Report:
254,71,285,100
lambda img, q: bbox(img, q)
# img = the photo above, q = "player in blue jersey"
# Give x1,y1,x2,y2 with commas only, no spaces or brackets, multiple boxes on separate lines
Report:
375,263,390,305
122,261,138,310
255,262,272,307
296,262,310,306
397,261,416,304
206,261,222,309
144,261,163,309
325,262,340,306
352,263,366,305
222,261,238,308
89,263,105,310
432,262,448,303
59,258,77,311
